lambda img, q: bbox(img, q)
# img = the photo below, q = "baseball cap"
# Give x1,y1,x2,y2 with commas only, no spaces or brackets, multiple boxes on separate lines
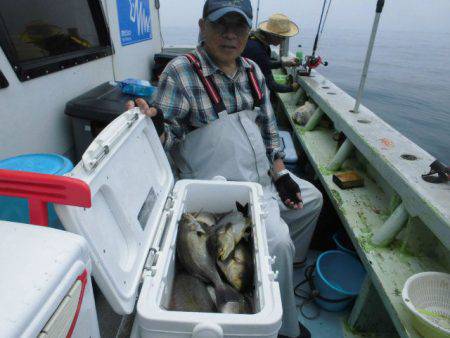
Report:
203,0,253,27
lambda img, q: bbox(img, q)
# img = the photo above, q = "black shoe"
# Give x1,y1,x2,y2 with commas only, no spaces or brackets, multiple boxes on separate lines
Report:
293,258,307,269
278,323,311,338
299,323,311,338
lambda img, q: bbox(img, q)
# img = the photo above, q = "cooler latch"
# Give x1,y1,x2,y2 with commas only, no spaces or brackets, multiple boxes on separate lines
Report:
164,193,175,211
143,248,159,276
142,204,174,278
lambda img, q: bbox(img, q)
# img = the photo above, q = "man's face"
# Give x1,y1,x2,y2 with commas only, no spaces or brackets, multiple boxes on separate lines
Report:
267,34,284,46
200,13,250,64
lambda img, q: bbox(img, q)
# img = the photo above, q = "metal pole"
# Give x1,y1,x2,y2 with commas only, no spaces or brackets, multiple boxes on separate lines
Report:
304,108,324,131
327,138,355,171
372,203,409,247
280,37,290,57
353,0,385,113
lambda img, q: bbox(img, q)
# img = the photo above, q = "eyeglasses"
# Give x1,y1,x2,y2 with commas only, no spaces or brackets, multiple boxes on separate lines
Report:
206,18,250,36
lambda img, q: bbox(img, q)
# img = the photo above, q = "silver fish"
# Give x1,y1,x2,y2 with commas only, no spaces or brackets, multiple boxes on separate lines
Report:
217,284,253,314
217,241,253,292
195,212,217,227
177,212,252,314
214,204,252,261
169,273,216,312
176,213,224,289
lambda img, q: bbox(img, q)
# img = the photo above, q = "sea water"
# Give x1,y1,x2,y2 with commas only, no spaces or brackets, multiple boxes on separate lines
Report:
163,27,450,162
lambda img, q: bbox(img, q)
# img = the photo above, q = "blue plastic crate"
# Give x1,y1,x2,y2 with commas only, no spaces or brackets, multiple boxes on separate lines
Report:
0,154,73,230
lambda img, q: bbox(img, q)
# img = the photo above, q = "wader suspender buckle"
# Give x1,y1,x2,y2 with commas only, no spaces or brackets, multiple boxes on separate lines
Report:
185,53,263,115
243,57,263,108
185,53,226,116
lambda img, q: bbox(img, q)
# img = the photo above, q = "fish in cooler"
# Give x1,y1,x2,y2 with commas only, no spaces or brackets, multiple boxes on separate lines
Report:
212,202,252,261
194,211,217,227
169,273,216,312
217,240,254,292
175,207,255,314
176,213,237,311
176,213,224,288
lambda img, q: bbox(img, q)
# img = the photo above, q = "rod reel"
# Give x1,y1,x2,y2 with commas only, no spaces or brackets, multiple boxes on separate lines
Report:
297,55,328,76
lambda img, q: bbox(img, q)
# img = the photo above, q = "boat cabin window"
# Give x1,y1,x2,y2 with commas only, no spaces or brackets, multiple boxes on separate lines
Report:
0,69,8,88
0,0,112,81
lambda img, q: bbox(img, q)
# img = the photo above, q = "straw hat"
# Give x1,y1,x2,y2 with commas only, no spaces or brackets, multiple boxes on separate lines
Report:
258,14,299,37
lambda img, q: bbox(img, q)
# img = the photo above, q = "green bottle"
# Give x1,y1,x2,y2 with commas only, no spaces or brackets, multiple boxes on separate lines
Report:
296,44,303,65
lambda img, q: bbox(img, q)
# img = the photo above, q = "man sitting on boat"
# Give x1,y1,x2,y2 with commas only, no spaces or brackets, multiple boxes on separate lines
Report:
242,14,301,93
129,1,322,337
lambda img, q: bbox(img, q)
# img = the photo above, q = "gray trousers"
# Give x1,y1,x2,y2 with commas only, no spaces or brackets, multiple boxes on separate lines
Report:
262,174,323,337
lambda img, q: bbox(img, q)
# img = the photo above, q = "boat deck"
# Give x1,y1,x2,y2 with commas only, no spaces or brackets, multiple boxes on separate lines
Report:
275,69,449,338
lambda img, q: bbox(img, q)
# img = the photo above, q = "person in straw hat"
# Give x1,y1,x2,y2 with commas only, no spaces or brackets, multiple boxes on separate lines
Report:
242,13,301,93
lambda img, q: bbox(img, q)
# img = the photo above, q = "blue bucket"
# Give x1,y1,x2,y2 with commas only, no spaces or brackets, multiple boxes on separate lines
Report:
332,230,357,256
0,154,73,230
315,250,366,312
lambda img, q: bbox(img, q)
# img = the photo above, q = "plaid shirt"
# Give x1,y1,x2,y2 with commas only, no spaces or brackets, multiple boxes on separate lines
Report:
154,46,283,161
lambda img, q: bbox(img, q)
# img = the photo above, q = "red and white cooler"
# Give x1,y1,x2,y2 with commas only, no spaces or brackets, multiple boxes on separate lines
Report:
0,221,99,338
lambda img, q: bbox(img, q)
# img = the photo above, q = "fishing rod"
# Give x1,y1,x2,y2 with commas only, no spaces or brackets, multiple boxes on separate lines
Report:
353,0,385,113
255,0,261,28
311,0,328,59
301,0,331,75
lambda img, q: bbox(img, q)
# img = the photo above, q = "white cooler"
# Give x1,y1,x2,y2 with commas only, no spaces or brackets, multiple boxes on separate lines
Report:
55,109,283,338
0,221,99,338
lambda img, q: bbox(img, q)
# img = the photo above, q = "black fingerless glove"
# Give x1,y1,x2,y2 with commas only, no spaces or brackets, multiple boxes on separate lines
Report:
274,173,302,204
152,108,165,137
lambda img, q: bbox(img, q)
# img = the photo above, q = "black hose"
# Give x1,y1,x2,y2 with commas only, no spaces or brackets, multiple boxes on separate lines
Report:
294,263,354,320
294,264,321,320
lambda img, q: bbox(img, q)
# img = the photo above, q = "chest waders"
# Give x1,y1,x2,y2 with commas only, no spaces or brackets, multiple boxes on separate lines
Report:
171,53,272,187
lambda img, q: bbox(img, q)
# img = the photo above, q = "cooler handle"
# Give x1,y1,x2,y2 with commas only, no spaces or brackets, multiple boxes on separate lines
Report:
192,323,223,338
82,109,139,173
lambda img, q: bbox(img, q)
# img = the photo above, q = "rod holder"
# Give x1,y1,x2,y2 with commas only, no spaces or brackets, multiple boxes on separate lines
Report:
327,138,355,171
353,2,384,113
280,37,290,58
304,108,324,131
372,203,409,247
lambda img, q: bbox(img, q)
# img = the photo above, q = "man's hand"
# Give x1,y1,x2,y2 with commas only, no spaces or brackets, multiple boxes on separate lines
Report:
275,173,303,209
125,98,158,117
125,99,165,137
273,161,303,209
291,82,300,92
282,57,300,68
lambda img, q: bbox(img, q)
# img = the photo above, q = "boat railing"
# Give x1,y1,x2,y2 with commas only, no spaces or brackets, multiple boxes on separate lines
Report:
274,41,450,251
274,44,449,336
290,68,450,250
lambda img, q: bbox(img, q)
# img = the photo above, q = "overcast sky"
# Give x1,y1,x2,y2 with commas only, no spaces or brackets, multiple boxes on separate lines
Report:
160,0,450,33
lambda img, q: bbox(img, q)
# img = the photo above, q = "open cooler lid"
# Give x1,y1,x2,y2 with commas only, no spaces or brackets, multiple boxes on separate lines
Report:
55,109,174,315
